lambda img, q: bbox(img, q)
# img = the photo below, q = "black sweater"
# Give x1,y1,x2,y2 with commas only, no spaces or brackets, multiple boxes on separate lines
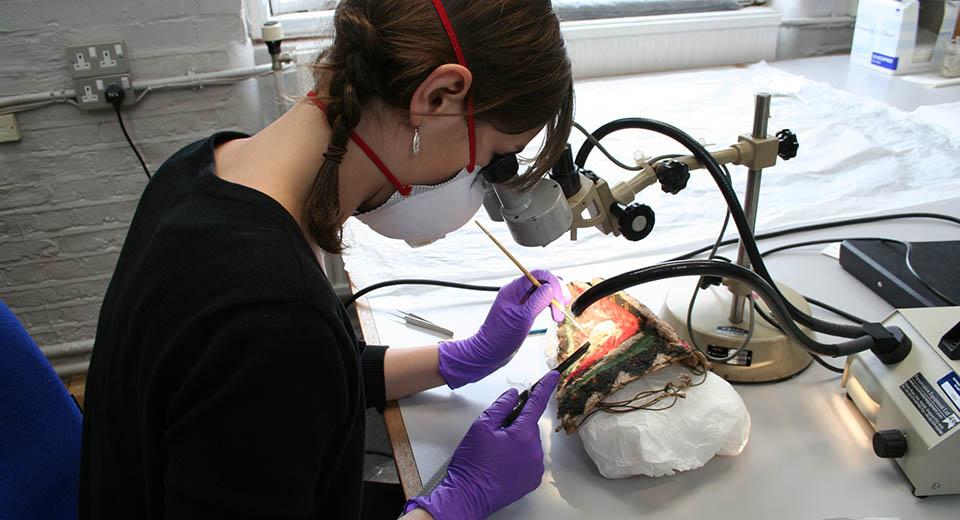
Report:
79,131,386,519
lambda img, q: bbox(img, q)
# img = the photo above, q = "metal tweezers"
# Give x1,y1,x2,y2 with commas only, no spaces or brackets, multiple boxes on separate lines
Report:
389,310,454,338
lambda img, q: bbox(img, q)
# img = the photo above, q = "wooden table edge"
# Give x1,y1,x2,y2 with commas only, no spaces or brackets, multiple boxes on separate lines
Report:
352,283,424,499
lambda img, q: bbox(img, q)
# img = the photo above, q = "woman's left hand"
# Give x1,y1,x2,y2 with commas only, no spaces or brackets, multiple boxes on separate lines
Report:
438,269,568,389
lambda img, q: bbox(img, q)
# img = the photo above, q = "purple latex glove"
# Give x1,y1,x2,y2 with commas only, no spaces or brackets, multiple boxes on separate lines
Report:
404,370,561,520
439,269,568,389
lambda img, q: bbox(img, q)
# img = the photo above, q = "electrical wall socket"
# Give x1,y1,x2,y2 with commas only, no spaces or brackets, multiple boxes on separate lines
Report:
72,74,134,110
0,114,22,143
66,42,129,79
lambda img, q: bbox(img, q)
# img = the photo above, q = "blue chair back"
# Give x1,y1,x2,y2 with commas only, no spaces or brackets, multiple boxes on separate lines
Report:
0,300,81,519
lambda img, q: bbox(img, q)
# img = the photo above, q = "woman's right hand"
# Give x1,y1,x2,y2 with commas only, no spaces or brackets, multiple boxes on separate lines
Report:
403,371,561,520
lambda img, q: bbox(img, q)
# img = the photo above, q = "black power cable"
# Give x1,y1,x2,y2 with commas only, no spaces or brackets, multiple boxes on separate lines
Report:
669,212,960,261
749,300,847,374
803,296,865,326
683,166,752,363
571,118,949,341
344,279,500,307
572,119,748,361
346,120,956,369
707,254,853,374
571,260,880,358
104,84,151,180
571,120,683,174
574,119,869,339
570,118,958,312
757,240,867,328
754,235,954,374
761,238,956,306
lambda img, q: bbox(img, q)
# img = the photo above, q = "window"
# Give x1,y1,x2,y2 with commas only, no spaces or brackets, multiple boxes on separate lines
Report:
553,1,744,22
243,0,336,40
241,0,778,83
244,0,757,40
269,0,336,16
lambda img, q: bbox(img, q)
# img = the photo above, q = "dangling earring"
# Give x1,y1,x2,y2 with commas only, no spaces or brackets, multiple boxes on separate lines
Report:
411,123,422,156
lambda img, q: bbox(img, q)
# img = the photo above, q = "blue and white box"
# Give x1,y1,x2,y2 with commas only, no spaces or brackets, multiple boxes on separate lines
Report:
851,0,960,75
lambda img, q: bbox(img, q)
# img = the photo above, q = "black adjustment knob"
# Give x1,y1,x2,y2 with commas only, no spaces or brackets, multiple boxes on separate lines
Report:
873,429,907,458
654,160,690,195
776,129,799,160
612,203,656,241
550,145,582,198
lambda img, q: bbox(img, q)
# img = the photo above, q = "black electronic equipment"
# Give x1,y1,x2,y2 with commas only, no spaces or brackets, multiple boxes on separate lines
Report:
839,239,960,308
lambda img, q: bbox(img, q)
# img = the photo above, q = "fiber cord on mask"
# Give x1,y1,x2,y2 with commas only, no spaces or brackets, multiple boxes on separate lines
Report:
571,118,937,340
571,260,877,358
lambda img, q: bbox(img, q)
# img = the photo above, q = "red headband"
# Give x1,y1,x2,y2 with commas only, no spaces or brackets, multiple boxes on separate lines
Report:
430,0,476,171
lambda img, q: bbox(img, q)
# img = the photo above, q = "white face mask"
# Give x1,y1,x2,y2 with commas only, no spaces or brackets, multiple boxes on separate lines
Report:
354,168,487,247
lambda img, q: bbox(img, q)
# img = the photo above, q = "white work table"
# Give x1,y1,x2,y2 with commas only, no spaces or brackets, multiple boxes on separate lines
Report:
347,56,960,519
772,54,960,112
356,198,960,519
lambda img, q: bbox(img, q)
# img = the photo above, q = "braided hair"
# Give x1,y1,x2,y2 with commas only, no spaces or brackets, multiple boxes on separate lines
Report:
304,2,386,254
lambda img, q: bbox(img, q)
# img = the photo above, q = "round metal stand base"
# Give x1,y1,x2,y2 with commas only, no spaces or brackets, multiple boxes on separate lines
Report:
660,278,814,383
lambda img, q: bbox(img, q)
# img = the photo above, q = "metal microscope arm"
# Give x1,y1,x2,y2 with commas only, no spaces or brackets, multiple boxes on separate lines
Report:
480,117,798,247
562,123,799,243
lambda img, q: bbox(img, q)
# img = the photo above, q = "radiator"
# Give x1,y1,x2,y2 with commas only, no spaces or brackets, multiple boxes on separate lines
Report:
562,7,782,78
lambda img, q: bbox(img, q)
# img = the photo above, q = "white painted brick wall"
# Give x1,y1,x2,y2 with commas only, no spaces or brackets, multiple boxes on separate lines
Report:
0,0,277,373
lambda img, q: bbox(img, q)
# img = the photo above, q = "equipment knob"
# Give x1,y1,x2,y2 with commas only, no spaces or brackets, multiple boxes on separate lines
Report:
262,21,285,55
550,145,583,198
654,160,690,195
873,429,907,458
613,203,656,241
777,129,799,160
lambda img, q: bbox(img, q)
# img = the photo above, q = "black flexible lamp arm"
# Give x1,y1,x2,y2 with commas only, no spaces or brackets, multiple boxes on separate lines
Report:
574,118,867,340
570,260,911,362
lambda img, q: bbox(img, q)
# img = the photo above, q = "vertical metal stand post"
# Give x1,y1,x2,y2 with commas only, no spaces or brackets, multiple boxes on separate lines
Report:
729,93,771,323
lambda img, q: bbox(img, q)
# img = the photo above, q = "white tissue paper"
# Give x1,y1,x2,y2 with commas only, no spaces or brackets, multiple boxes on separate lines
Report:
577,365,750,479
544,339,751,479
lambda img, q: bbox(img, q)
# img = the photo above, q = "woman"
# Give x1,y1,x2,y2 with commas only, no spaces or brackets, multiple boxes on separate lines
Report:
79,1,574,519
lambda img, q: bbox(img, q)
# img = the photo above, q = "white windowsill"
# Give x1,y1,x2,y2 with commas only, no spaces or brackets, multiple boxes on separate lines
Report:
561,7,780,40
246,6,781,42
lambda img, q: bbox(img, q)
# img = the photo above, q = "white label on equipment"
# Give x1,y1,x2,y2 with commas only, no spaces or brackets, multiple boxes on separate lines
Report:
901,372,960,436
938,371,960,414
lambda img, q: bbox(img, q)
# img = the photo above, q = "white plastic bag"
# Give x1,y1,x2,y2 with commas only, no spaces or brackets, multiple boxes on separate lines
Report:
574,364,751,478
